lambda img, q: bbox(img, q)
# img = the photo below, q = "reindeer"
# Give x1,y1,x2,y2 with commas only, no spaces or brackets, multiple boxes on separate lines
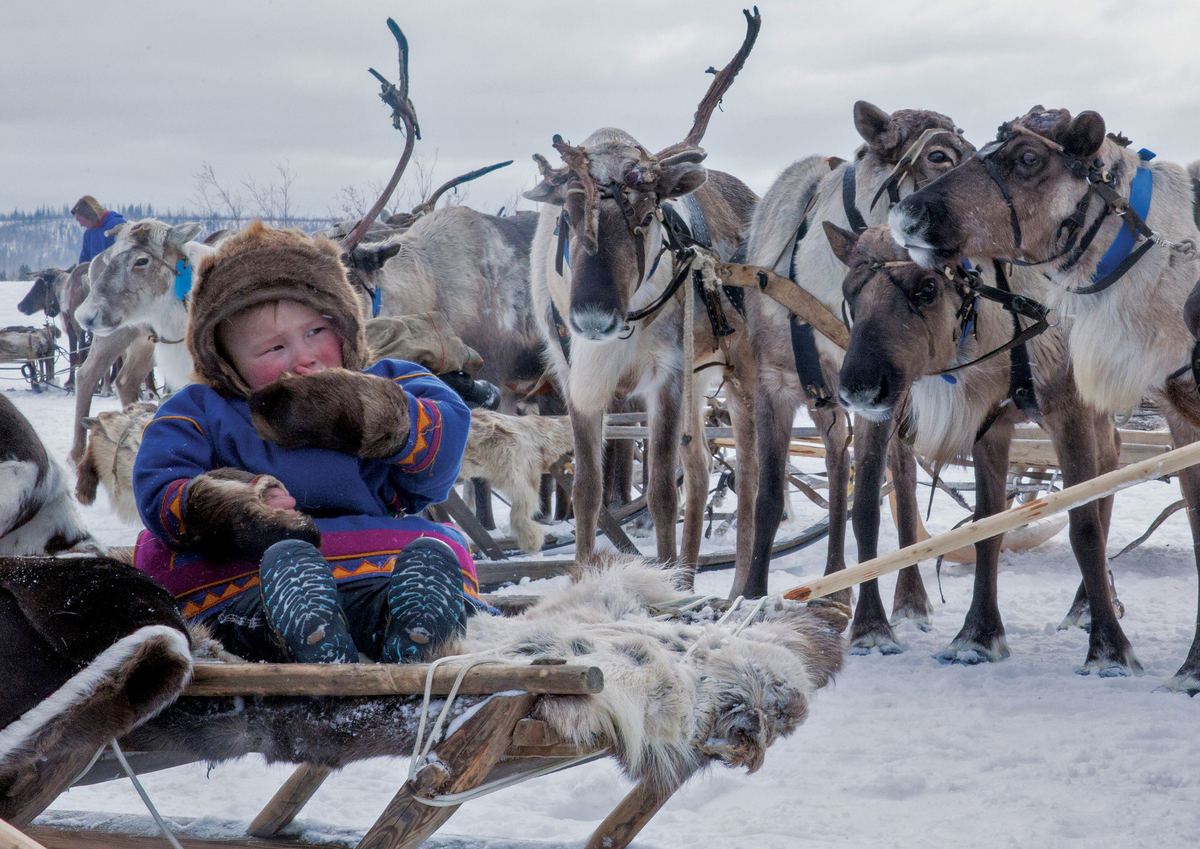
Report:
737,102,977,611
523,10,761,586
890,106,1200,690
826,224,1134,671
67,224,210,460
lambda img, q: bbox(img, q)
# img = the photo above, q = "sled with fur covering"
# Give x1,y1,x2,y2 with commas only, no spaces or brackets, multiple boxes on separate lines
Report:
24,556,844,849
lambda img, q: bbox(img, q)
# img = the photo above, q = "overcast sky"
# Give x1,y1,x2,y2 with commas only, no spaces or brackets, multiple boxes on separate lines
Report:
3,0,1198,219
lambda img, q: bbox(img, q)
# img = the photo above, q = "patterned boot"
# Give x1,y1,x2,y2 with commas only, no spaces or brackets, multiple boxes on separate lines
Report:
259,540,357,663
381,538,466,663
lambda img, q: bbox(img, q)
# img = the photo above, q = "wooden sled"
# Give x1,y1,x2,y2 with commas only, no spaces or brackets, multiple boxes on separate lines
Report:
17,661,686,849
0,325,57,392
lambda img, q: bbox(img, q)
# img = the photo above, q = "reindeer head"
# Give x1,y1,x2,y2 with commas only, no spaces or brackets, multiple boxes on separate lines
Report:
18,269,66,318
851,101,976,210
829,223,967,420
75,220,202,334
890,106,1110,268
524,129,707,340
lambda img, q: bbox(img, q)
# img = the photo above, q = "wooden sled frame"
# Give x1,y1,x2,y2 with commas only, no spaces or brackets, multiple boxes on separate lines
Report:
16,662,685,849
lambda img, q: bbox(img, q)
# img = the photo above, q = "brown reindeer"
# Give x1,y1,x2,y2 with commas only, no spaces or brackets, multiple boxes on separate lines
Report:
891,107,1200,689
827,224,1135,671
524,10,762,586
738,102,977,604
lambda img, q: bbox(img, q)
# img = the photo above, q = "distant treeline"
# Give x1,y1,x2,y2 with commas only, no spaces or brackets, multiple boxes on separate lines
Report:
0,210,340,281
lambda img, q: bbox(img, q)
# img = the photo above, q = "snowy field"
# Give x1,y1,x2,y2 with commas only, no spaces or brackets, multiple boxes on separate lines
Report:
3,279,1199,848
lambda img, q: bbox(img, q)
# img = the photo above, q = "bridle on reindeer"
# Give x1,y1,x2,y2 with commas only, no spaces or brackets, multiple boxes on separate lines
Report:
974,117,1183,296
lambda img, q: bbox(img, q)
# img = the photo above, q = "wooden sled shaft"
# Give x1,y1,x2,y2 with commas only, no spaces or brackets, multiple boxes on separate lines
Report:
785,438,1200,601
185,661,603,697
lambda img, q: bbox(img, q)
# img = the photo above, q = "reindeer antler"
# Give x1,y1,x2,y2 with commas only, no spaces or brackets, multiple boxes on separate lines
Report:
409,160,513,218
552,134,600,255
343,18,422,253
677,7,761,151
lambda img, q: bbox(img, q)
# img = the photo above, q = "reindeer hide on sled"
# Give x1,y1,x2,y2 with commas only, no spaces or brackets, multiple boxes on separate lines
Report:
127,556,844,795
0,557,192,826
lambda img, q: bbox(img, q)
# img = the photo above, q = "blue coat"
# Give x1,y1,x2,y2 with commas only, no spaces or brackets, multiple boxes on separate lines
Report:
131,359,475,619
79,210,127,263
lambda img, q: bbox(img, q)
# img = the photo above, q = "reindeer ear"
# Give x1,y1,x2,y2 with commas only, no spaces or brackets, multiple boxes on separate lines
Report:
349,242,402,275
823,221,859,266
168,222,203,246
1062,111,1106,159
523,180,568,205
854,101,891,146
657,151,708,200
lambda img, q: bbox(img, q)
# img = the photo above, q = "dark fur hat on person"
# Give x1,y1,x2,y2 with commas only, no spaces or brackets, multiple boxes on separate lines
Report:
70,195,106,228
188,220,370,399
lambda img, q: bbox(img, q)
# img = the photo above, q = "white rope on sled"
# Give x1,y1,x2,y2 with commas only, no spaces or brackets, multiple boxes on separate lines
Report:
111,739,184,849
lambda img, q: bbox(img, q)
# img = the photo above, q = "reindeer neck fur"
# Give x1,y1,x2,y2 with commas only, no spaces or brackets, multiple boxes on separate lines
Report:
907,266,1060,463
154,240,214,391
1042,145,1200,412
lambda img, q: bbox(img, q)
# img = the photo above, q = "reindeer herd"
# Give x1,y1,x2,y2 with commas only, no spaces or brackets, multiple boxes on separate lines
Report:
10,9,1200,695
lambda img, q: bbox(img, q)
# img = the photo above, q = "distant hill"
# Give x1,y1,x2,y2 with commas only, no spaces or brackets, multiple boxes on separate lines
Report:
0,207,338,280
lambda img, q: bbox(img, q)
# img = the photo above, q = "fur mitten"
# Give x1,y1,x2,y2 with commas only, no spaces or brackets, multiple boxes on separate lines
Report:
247,369,411,458
181,468,320,562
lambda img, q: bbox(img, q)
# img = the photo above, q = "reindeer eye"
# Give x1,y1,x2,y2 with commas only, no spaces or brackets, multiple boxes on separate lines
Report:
1020,150,1040,168
916,279,938,304
928,150,949,163
134,257,150,267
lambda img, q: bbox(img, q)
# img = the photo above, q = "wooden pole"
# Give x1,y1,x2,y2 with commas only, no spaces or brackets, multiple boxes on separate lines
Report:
785,438,1200,602
184,661,603,697
0,818,48,849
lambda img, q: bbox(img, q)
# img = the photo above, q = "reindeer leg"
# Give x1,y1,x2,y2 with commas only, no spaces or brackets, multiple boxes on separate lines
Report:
647,379,683,570
814,403,851,606
740,365,801,599
569,408,605,563
726,371,757,582
888,433,932,629
70,327,137,462
848,415,902,654
1057,410,1125,630
471,479,497,530
677,389,710,589
1161,408,1200,692
114,333,154,407
936,419,1014,663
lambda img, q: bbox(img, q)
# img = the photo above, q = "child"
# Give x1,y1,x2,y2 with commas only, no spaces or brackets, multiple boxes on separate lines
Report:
132,221,478,664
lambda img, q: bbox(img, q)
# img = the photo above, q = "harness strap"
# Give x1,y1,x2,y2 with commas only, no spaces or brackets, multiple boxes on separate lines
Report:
549,300,571,365
982,154,1024,249
790,317,834,407
994,261,1041,422
842,166,868,235
1070,238,1156,296
934,268,1051,377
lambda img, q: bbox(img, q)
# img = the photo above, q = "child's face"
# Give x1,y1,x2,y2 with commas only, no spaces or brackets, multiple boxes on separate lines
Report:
221,300,344,391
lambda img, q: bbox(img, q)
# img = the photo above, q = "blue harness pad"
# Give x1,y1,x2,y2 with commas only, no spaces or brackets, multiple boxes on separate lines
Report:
1092,150,1155,284
174,259,193,300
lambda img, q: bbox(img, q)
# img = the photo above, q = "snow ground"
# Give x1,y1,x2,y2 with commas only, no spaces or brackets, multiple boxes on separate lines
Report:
3,280,1199,848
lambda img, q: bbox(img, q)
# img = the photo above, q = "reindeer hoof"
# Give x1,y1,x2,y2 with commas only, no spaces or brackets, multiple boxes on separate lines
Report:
1077,650,1142,678
848,632,904,656
935,636,1010,665
890,607,933,632
1158,670,1200,695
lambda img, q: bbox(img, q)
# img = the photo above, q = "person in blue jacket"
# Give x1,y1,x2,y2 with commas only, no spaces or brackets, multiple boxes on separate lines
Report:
132,220,479,664
72,195,127,263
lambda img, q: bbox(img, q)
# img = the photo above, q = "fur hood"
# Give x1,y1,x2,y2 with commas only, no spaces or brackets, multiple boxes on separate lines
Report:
188,221,370,399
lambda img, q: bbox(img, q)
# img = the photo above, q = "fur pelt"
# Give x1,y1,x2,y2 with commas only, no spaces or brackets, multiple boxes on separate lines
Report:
0,394,97,557
247,368,410,458
0,557,191,825
189,220,369,400
124,556,843,795
75,401,158,523
454,555,844,792
459,410,573,553
180,468,321,562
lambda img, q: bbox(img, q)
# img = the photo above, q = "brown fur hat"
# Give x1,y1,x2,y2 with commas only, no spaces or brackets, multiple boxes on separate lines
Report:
71,195,106,227
188,220,369,399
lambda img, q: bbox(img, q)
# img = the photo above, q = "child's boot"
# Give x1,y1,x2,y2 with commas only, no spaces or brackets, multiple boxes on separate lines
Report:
260,540,357,663
382,538,466,663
